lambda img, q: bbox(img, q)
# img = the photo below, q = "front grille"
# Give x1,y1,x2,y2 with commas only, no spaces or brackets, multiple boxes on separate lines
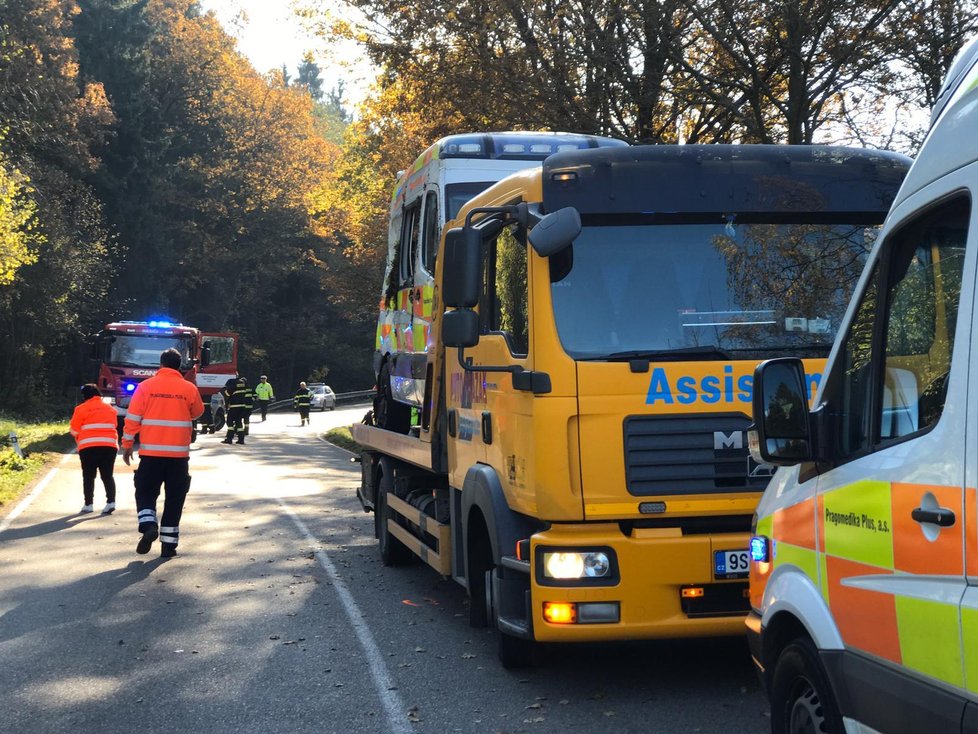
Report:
624,414,771,496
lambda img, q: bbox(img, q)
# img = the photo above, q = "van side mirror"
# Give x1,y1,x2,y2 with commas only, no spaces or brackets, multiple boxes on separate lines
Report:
748,358,813,465
200,342,212,368
442,309,480,348
442,227,481,308
528,206,581,257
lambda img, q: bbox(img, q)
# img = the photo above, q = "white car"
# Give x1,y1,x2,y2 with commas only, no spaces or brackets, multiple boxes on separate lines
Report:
307,384,335,411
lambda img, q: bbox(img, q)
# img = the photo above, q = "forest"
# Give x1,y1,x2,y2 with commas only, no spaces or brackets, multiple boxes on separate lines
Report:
1,0,976,415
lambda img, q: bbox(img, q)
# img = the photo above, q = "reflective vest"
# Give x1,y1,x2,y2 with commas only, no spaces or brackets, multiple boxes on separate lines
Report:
121,367,204,458
294,388,311,408
254,382,274,400
70,396,119,451
228,380,253,410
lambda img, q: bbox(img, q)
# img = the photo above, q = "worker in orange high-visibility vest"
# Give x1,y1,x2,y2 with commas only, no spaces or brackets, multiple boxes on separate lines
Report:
69,383,119,515
121,348,204,558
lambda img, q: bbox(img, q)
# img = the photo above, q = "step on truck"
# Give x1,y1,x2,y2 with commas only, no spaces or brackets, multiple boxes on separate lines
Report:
353,144,910,667
93,320,238,434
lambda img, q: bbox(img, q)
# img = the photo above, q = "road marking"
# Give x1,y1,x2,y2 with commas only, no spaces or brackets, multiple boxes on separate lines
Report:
0,452,74,537
277,498,410,734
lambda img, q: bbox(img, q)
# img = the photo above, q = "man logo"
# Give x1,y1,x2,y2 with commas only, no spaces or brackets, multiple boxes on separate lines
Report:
714,430,744,451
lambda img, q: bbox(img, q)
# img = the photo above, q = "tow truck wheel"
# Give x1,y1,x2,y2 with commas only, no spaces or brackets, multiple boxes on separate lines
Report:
376,468,411,566
770,637,843,734
214,408,226,432
498,630,535,669
484,568,535,668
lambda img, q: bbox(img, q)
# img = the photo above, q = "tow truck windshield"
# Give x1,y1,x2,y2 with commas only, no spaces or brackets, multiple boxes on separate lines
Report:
107,334,192,368
551,219,879,361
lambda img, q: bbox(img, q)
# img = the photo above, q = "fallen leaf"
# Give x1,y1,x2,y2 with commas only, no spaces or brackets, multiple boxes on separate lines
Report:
525,703,542,710
461,653,476,659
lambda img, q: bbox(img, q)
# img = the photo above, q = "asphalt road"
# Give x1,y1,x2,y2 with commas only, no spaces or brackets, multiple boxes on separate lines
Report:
0,405,769,734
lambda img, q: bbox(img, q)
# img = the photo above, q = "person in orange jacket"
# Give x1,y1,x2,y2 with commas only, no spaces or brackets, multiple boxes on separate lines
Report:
121,348,204,558
69,384,119,515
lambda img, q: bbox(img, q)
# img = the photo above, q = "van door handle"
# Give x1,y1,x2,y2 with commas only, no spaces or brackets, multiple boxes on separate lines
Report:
911,507,956,527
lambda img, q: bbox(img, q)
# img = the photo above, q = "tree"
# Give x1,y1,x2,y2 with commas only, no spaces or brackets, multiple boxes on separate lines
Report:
0,145,40,286
297,50,324,101
0,0,115,412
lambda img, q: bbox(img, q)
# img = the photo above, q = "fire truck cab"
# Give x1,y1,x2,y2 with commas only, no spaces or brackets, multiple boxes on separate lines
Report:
93,320,237,433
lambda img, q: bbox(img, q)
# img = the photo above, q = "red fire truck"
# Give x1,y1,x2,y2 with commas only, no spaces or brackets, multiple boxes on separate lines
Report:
92,320,238,434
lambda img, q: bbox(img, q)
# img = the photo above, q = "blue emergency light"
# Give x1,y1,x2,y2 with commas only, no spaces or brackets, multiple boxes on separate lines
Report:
125,382,136,393
147,320,175,328
749,536,770,563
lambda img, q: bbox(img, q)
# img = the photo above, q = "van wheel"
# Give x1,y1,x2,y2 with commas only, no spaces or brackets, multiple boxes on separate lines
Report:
770,637,843,734
375,362,411,434
376,468,411,566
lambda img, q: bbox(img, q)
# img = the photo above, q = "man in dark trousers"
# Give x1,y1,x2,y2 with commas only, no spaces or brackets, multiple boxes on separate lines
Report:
254,375,274,421
222,375,252,445
121,348,203,558
294,381,312,426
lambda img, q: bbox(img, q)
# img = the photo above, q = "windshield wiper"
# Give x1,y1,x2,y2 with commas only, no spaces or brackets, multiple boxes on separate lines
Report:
579,346,732,362
107,361,148,368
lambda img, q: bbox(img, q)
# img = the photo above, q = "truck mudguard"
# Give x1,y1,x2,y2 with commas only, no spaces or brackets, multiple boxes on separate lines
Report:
460,464,540,575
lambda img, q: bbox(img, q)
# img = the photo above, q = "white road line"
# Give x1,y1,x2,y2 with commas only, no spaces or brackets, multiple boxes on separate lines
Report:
0,452,74,537
277,498,411,734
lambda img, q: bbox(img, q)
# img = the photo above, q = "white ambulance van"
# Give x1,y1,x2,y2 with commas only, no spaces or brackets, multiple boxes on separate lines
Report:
373,131,626,432
747,38,978,734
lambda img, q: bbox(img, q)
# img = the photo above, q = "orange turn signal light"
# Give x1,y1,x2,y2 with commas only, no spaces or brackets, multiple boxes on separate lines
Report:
543,602,577,624
681,587,705,599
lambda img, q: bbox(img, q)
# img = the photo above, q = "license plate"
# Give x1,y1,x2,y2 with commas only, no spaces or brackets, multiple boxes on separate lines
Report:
714,549,750,579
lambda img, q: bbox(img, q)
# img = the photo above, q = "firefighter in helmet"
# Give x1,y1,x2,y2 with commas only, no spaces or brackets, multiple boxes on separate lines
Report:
222,376,252,445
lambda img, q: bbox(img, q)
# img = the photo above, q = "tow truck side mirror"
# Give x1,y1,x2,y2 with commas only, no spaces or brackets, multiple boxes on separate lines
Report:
441,309,480,348
528,206,581,257
748,358,813,465
200,342,211,368
442,227,481,308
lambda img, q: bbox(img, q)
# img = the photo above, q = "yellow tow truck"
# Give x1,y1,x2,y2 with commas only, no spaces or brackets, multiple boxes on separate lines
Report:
353,144,909,666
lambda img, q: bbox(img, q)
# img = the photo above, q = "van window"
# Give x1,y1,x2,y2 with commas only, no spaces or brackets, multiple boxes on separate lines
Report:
400,205,422,283
421,191,439,273
838,262,880,456
878,196,969,440
481,225,529,356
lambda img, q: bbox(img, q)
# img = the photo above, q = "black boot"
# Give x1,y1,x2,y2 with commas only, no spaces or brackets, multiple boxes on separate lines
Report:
236,434,245,445
136,524,159,554
221,432,233,444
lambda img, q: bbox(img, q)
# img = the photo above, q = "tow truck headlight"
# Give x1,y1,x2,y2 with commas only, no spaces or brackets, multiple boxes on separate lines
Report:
541,550,612,580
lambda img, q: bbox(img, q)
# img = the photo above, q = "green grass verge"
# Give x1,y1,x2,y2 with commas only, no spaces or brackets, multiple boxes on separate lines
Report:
0,417,74,509
322,427,361,454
